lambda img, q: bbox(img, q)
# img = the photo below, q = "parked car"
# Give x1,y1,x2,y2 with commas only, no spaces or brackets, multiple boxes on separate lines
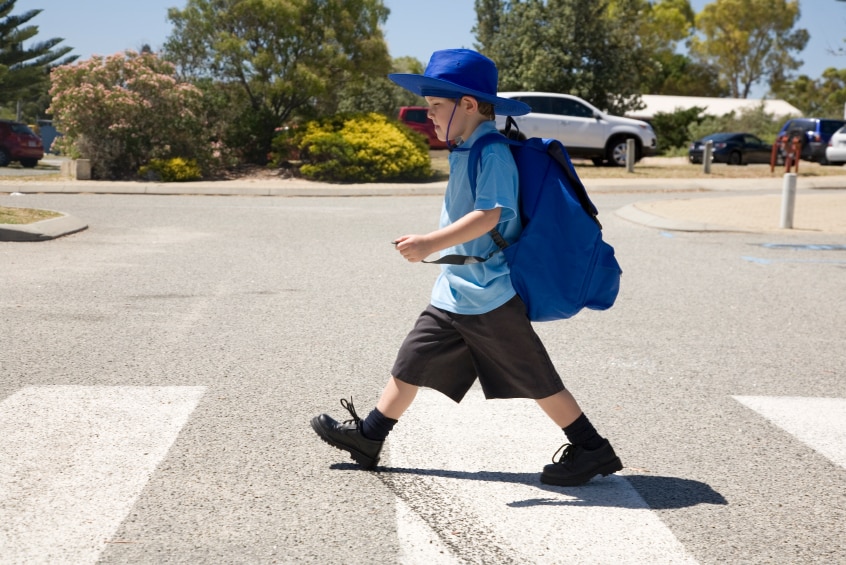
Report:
776,118,846,165
688,132,775,165
397,106,447,149
0,120,44,168
495,92,657,166
824,125,846,165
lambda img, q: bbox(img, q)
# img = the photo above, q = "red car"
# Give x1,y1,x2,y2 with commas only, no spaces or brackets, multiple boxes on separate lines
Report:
0,120,44,168
398,106,447,149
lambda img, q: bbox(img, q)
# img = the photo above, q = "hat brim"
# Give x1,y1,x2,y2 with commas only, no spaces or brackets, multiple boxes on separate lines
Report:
388,73,531,116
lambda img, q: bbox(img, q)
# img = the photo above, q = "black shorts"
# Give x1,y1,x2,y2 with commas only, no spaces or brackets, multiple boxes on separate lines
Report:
391,295,566,403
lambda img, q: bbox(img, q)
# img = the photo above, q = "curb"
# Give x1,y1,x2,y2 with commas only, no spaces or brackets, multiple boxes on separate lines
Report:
615,203,756,233
0,213,88,242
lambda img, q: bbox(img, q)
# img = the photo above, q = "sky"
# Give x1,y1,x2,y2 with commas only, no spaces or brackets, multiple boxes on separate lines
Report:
26,0,846,100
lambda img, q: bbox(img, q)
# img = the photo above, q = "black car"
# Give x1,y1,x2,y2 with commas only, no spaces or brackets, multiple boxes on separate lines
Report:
689,132,774,165
777,118,846,164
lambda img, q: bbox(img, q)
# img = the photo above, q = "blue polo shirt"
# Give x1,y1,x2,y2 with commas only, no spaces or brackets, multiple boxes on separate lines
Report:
430,121,522,315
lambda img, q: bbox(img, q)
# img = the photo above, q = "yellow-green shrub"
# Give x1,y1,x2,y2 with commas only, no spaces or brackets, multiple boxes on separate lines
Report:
294,113,433,183
138,157,202,182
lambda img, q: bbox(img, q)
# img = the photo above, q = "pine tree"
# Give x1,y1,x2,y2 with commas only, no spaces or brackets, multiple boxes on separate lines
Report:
0,0,77,114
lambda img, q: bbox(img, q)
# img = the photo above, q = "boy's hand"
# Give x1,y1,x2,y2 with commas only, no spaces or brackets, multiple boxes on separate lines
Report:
393,235,433,263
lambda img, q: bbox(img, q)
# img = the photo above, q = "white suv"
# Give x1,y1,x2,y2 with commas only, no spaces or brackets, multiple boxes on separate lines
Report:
495,92,657,166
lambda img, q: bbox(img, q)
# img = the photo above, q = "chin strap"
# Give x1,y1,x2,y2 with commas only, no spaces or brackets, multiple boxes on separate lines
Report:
445,98,461,151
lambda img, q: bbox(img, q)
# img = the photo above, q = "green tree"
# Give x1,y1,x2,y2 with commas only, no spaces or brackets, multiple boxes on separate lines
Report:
647,52,729,96
610,0,725,96
690,0,809,98
164,0,392,164
773,68,846,118
474,0,705,113
333,56,428,118
0,1,76,115
473,0,658,114
650,105,706,152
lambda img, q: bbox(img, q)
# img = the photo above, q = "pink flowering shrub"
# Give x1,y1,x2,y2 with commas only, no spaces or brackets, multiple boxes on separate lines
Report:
49,51,212,179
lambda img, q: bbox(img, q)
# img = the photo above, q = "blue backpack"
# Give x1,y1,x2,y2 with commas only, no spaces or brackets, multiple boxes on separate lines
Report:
430,123,622,322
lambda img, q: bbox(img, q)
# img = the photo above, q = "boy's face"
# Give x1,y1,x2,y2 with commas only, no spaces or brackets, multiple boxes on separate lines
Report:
425,96,480,143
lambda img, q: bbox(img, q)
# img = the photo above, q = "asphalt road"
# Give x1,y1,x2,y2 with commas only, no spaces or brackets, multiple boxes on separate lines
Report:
1,191,844,564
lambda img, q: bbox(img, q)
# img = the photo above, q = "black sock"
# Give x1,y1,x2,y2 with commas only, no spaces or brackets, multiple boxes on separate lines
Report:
361,408,397,441
563,413,605,450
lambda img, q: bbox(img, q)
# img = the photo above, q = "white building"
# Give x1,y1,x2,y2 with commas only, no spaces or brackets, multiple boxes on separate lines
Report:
627,94,802,121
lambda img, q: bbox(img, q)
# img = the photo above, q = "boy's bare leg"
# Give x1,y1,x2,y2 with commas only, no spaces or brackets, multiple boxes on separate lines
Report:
535,389,583,428
376,376,419,420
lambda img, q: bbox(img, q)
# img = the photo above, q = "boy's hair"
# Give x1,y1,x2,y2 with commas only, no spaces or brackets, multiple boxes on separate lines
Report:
478,101,495,120
458,96,495,120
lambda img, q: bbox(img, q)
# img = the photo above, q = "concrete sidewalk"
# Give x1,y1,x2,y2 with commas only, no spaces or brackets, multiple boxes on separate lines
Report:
2,173,846,241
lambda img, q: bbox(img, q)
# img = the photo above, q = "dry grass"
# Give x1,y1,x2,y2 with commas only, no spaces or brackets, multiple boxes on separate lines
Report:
0,206,62,225
427,150,846,180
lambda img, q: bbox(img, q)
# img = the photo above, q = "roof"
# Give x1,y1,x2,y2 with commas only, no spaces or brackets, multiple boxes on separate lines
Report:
627,95,802,121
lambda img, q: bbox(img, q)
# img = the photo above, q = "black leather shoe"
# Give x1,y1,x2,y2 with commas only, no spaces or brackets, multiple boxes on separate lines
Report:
540,439,623,486
310,398,383,469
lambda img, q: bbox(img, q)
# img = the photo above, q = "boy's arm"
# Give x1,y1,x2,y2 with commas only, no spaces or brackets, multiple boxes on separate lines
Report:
394,207,501,263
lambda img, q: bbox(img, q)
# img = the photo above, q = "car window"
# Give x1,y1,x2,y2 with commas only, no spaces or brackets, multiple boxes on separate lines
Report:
9,123,35,135
554,98,595,118
821,120,846,137
404,109,429,124
704,133,733,142
516,96,595,118
517,96,554,114
744,134,763,146
784,119,812,133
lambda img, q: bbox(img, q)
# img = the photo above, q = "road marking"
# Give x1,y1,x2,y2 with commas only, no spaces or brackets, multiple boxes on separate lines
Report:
0,386,206,564
733,396,846,469
386,390,698,565
742,256,846,265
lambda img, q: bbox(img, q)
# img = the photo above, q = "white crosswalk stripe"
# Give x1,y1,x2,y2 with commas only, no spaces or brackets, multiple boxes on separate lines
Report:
0,386,206,564
733,396,846,469
3,387,843,564
386,390,698,565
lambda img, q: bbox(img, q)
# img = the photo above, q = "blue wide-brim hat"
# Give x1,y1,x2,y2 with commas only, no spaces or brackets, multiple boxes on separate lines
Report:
388,49,531,117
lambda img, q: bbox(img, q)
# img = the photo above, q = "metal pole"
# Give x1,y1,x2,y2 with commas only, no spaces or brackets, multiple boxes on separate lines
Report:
780,173,797,229
626,138,635,172
703,141,712,174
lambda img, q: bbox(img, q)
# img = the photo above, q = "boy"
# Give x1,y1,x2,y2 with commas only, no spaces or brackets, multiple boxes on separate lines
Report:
311,49,622,486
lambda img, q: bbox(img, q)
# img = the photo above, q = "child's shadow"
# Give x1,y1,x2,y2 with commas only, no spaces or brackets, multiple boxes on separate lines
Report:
331,464,726,510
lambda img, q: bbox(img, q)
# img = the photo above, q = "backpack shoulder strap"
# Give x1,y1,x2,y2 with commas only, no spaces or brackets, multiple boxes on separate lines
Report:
544,139,602,229
465,131,521,198
421,131,517,266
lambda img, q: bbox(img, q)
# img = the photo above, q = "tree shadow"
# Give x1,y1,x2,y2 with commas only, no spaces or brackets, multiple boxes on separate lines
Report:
331,463,727,510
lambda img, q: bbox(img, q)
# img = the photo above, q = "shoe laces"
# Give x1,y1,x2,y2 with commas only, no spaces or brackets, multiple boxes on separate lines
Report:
339,397,362,425
551,443,576,464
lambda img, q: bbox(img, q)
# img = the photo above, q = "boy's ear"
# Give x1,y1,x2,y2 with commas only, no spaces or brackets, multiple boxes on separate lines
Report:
459,95,479,114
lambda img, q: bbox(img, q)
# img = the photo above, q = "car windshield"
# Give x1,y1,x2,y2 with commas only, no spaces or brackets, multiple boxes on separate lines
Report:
702,133,735,142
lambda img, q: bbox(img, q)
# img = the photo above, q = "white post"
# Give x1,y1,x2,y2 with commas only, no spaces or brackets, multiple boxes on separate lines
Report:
626,138,635,172
703,141,713,174
780,173,797,229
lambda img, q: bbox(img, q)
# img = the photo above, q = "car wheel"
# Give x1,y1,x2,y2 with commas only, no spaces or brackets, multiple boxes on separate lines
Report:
606,138,633,167
20,158,38,168
728,151,742,165
0,148,10,167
